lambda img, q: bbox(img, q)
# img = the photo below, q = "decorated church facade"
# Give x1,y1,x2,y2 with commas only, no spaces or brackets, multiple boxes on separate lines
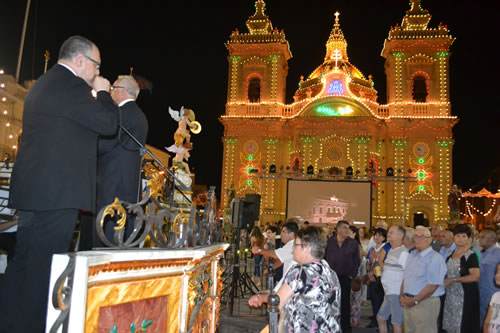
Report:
220,0,456,227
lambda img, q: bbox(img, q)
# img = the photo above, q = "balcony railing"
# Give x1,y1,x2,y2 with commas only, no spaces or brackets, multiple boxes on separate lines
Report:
226,102,449,118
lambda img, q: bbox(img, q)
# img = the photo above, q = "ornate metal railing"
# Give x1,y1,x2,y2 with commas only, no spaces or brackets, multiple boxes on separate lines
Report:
48,256,76,333
94,170,223,248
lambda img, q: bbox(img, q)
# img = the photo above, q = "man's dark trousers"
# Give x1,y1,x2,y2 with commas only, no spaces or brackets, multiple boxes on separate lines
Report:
338,275,352,332
0,209,78,333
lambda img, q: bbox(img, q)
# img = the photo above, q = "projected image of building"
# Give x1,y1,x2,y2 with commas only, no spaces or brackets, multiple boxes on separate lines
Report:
308,196,350,224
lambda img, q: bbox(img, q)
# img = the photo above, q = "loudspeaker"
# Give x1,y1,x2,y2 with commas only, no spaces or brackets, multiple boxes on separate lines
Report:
241,194,261,230
231,198,244,228
231,194,261,230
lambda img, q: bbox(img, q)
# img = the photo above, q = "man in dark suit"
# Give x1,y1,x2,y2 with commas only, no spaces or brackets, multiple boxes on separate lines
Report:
325,220,361,333
0,35,118,333
91,75,148,247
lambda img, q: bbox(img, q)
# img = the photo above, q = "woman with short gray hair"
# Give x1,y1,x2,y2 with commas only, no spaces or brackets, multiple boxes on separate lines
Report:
249,226,341,332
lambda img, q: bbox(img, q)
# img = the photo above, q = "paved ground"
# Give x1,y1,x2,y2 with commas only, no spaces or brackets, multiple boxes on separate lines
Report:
218,296,380,333
218,257,383,333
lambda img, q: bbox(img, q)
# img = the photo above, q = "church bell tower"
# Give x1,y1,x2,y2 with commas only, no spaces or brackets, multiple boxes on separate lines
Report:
225,0,292,115
381,0,454,116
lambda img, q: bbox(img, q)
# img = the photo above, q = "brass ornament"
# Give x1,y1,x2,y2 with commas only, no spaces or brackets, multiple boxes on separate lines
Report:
147,173,164,198
190,121,202,134
100,197,127,231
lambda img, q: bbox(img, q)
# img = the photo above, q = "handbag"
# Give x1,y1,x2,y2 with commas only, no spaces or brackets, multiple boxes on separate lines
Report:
351,276,362,291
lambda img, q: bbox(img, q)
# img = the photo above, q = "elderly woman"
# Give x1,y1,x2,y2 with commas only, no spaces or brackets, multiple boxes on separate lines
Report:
249,226,341,332
442,224,480,333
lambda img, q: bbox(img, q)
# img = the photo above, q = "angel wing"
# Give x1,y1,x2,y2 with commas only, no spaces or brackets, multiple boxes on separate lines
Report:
168,106,184,122
165,144,185,155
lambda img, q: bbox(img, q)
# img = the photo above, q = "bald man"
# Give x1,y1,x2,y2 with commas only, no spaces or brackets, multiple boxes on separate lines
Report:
439,230,455,260
92,75,149,247
478,228,500,325
400,226,446,333
430,224,443,252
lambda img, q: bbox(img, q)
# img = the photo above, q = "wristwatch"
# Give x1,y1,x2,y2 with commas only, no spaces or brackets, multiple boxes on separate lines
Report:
414,297,419,305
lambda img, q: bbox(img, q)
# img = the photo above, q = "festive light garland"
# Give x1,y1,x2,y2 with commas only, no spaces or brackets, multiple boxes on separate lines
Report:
465,199,497,217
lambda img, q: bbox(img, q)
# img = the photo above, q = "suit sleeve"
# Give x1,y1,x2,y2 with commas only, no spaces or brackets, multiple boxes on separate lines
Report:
62,79,118,137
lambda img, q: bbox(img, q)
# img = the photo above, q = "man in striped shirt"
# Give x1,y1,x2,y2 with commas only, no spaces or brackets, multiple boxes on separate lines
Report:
377,225,409,333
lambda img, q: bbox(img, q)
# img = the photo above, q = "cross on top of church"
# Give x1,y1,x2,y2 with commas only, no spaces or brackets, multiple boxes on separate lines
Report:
332,49,342,67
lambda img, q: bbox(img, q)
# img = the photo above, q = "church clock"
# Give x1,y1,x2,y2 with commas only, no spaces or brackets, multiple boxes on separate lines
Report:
413,142,430,157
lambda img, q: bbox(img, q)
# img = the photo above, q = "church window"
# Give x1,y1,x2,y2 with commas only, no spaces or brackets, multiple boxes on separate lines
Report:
248,78,261,103
412,76,428,102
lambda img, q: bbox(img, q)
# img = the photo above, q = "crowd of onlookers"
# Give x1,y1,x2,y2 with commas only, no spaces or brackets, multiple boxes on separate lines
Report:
243,219,500,333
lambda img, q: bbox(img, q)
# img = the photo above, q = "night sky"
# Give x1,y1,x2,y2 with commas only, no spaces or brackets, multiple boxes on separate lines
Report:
1,0,498,198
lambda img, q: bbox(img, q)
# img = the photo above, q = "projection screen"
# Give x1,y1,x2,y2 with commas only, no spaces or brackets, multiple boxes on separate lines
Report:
286,179,372,226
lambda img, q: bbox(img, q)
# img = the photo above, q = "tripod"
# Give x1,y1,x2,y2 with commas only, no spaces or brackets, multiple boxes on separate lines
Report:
221,228,260,315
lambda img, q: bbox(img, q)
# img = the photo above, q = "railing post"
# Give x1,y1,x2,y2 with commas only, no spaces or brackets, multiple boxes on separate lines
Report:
268,292,280,333
267,258,279,333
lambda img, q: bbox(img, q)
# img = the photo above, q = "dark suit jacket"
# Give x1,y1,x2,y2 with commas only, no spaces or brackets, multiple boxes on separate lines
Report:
9,64,118,212
96,100,148,212
325,236,361,279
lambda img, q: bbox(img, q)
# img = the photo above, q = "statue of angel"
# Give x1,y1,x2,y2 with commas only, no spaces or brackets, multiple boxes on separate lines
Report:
165,141,193,176
168,106,200,146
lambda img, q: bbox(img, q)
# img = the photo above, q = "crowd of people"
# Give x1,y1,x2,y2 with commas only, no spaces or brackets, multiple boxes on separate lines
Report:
248,219,500,333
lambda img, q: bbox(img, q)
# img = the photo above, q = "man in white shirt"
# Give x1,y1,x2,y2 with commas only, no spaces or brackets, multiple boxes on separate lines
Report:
251,220,298,292
377,225,409,333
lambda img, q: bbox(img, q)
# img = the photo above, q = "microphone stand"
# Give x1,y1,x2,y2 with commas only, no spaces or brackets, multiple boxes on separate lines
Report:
118,125,191,206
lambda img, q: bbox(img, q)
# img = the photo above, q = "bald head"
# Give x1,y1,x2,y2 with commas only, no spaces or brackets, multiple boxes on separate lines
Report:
440,230,454,248
431,224,443,240
110,75,140,105
414,226,432,251
479,228,497,250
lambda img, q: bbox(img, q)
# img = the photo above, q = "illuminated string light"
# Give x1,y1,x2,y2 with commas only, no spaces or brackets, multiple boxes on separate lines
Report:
221,0,455,224
465,199,497,217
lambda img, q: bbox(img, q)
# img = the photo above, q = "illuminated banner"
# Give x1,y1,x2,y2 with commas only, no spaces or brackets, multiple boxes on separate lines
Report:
315,105,354,116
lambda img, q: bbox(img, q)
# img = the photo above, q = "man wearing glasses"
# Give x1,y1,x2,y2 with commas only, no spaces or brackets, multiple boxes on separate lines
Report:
92,75,148,247
251,220,299,291
1,35,118,332
399,225,446,333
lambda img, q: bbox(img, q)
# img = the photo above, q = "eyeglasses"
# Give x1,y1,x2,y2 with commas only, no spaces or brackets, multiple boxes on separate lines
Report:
110,85,125,91
84,55,101,69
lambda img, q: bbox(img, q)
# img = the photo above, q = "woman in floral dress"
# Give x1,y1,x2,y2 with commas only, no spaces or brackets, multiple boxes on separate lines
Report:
442,224,480,333
249,226,341,332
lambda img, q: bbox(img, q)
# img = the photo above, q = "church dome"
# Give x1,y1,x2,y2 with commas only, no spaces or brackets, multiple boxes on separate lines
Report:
295,12,377,101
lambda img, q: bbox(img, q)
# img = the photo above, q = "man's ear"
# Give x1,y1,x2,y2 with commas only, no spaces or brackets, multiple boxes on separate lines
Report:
74,54,85,69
